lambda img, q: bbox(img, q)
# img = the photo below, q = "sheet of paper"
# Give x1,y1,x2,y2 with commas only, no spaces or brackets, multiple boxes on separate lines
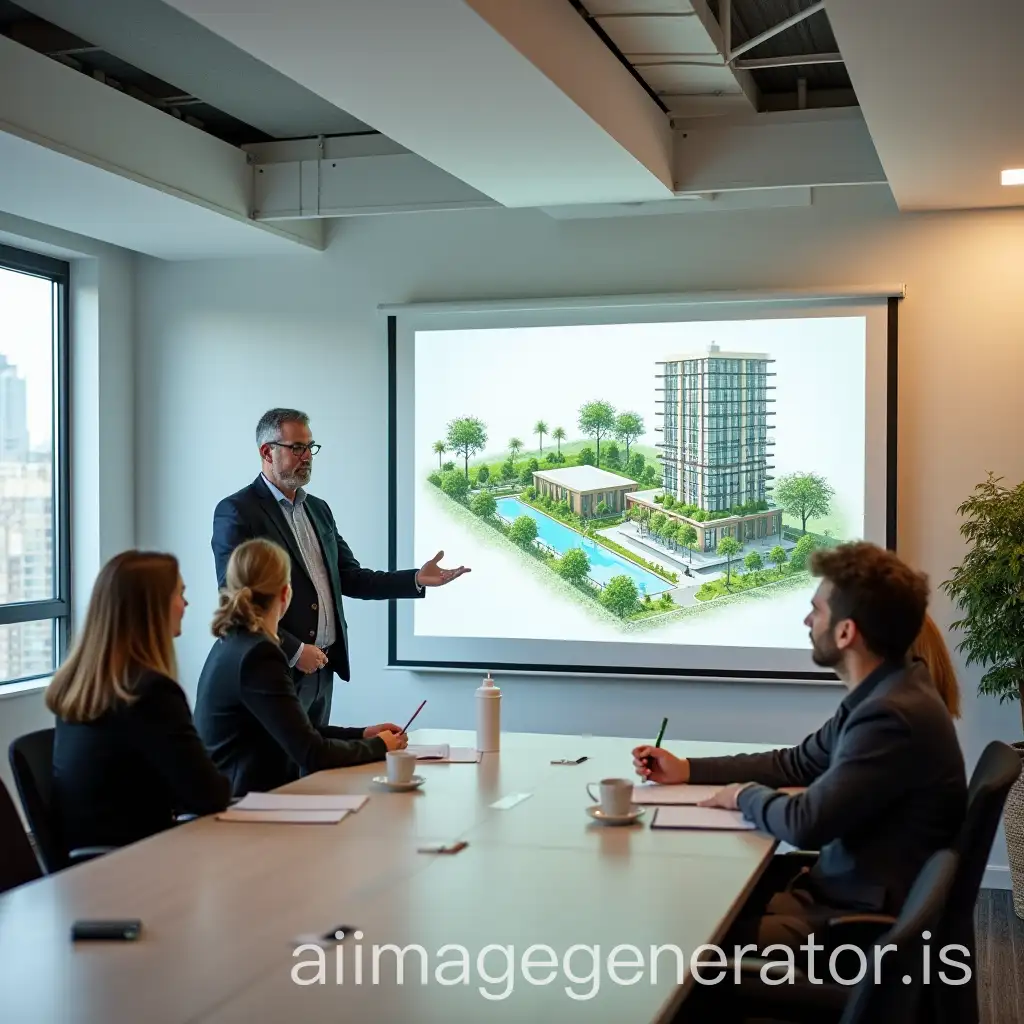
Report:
217,809,350,824
233,793,368,812
407,745,481,763
651,806,755,830
489,792,532,810
407,744,450,760
632,784,723,805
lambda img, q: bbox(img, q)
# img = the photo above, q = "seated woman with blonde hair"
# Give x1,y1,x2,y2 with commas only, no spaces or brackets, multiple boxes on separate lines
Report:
194,538,406,797
910,613,962,719
48,552,231,853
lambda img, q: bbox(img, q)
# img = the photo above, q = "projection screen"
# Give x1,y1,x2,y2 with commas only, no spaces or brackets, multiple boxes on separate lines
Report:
386,289,899,682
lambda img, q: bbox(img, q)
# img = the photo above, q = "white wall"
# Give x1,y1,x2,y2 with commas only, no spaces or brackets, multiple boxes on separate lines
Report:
134,186,1024,882
0,213,135,804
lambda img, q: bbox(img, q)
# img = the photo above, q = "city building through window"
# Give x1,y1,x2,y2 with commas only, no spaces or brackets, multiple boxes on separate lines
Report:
0,244,70,686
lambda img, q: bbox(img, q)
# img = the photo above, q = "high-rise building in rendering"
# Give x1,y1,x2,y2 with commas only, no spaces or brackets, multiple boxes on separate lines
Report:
0,354,29,463
657,343,775,511
631,343,781,554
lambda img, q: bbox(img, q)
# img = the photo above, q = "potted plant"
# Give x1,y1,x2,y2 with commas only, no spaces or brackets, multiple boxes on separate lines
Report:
942,472,1024,917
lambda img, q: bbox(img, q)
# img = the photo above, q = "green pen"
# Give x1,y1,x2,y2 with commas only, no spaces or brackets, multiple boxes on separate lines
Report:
646,717,668,777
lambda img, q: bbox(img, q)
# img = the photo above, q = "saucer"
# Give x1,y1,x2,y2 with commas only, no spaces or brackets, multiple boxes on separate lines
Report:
586,804,645,826
372,774,425,791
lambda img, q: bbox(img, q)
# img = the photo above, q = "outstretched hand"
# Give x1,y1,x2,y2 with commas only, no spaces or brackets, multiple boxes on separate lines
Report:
416,550,471,588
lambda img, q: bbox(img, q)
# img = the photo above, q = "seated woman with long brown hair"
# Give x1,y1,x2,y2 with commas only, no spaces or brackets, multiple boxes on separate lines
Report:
47,552,231,853
910,613,962,719
194,538,406,797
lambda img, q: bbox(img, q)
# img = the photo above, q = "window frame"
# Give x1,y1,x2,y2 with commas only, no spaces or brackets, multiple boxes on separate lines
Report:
0,243,71,685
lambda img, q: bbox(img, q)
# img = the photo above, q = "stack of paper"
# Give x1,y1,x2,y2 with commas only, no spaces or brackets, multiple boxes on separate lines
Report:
407,744,481,763
651,806,756,831
217,792,368,824
632,784,723,806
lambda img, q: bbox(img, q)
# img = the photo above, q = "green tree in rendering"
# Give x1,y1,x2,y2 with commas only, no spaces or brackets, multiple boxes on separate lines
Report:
744,550,764,573
789,534,820,571
577,446,596,466
650,512,668,538
509,515,538,548
641,464,660,487
471,490,497,520
578,400,616,466
615,412,644,463
769,545,788,575
662,520,680,552
557,548,591,587
603,441,620,467
717,536,742,588
476,465,490,486
432,440,447,469
446,417,487,479
534,420,548,454
628,452,645,480
441,470,470,503
508,437,524,461
602,575,640,618
773,472,835,535
680,525,698,562
595,500,610,517
552,426,566,459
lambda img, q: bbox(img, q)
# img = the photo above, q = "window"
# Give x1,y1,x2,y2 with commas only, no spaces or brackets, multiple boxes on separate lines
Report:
0,245,70,686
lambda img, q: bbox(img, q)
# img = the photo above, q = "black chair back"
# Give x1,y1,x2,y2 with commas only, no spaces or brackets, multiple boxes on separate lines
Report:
840,848,959,1023
930,740,1022,1024
0,775,42,894
8,728,66,873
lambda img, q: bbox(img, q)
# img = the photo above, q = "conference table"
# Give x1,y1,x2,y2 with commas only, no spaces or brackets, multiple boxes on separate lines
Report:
0,729,780,1023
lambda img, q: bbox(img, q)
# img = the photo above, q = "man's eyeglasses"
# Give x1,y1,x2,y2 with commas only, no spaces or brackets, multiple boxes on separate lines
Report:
268,441,321,456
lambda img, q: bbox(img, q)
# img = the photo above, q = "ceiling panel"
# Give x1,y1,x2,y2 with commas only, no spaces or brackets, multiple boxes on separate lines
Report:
629,61,737,94
583,0,695,13
595,13,719,54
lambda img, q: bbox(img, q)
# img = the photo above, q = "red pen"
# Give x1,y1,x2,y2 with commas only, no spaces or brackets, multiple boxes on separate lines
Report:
400,700,427,735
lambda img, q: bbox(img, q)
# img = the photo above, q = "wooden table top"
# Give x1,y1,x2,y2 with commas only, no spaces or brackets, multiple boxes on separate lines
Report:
0,729,778,1024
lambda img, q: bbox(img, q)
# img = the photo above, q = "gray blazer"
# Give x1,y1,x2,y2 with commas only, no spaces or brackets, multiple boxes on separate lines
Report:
689,659,967,913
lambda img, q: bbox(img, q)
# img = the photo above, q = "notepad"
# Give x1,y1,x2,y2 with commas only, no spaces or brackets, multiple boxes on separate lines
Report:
651,806,756,830
407,744,481,763
217,808,350,824
632,784,723,806
232,793,368,813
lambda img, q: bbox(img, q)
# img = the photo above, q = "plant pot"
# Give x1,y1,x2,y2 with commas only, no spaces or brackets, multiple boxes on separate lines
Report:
1006,742,1024,919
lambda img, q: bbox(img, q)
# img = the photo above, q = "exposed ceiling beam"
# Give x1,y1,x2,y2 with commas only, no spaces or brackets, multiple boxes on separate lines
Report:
159,0,676,207
728,1,826,61
733,52,843,71
0,36,322,258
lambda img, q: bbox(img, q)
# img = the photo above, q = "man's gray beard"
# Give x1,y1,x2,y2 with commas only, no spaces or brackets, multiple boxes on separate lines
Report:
281,467,311,490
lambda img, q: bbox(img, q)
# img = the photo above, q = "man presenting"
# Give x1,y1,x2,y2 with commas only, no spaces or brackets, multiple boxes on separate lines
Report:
213,408,469,729
634,542,966,950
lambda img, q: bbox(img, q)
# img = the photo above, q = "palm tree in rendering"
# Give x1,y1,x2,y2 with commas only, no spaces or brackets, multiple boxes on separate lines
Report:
432,440,447,469
552,426,566,459
534,420,548,454
508,437,524,460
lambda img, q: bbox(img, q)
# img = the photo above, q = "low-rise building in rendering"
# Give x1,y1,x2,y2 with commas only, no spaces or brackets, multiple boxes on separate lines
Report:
532,465,636,517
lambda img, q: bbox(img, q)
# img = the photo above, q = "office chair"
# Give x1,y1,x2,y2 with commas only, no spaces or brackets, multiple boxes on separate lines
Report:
925,740,1022,1024
0,775,42,894
8,729,113,873
712,848,959,1024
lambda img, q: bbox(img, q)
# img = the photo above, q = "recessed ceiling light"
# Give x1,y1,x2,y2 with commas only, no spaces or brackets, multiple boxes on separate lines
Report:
1001,168,1024,186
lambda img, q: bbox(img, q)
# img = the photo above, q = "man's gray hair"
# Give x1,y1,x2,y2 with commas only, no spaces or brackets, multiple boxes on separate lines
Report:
256,408,309,446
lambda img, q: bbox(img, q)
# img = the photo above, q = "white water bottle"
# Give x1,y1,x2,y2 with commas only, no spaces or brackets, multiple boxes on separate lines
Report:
476,673,501,752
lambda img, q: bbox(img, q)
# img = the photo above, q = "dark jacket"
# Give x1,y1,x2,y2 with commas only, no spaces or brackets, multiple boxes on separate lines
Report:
194,629,387,797
689,659,967,914
211,475,422,681
53,672,231,851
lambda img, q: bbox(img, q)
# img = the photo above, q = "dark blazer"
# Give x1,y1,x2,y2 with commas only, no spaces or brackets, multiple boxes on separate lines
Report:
52,672,231,851
194,629,388,797
212,475,422,680
688,659,967,915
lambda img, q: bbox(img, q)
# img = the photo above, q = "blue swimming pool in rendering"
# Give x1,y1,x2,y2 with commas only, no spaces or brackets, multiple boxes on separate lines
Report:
495,497,672,595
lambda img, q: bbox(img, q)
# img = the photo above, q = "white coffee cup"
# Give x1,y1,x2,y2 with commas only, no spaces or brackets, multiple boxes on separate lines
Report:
386,750,418,785
586,778,632,816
